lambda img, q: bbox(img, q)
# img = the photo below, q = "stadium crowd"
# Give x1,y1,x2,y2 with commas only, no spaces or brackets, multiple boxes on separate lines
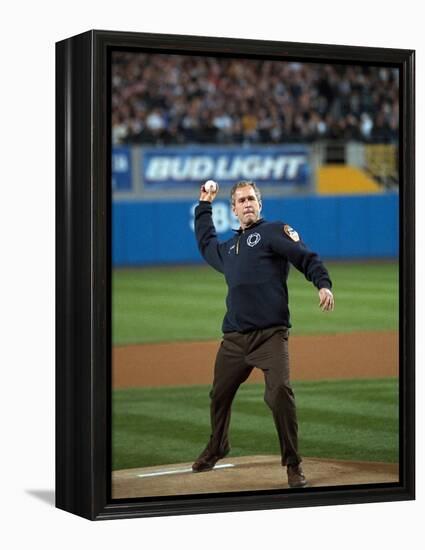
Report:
112,53,399,146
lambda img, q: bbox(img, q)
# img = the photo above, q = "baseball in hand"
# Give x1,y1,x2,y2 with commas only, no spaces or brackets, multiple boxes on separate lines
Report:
204,180,217,193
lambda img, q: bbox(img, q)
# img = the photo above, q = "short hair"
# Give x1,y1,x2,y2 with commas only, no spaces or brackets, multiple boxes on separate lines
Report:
230,181,262,206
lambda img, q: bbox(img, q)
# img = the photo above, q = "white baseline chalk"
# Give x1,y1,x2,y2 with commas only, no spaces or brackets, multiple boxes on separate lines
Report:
137,463,235,478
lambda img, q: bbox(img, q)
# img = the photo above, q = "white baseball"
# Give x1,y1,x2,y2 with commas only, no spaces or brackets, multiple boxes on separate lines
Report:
204,180,217,192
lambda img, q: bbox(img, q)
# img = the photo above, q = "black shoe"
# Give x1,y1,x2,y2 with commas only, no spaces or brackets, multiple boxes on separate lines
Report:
192,445,230,473
287,463,308,488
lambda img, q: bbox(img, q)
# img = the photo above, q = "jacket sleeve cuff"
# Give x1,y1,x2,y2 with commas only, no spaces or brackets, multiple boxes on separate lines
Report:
318,280,332,290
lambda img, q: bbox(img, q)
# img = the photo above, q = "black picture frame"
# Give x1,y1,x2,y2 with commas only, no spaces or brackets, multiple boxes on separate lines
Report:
56,29,415,521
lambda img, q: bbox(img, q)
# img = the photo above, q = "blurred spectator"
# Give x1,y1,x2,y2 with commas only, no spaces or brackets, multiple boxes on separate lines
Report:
112,53,399,146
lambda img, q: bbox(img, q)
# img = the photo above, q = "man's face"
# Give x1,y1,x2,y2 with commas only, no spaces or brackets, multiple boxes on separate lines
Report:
232,185,262,229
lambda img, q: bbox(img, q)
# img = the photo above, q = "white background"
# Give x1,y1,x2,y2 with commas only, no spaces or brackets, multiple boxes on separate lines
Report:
0,1,422,548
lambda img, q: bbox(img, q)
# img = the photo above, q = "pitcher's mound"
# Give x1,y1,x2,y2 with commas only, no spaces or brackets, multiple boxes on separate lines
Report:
112,455,398,499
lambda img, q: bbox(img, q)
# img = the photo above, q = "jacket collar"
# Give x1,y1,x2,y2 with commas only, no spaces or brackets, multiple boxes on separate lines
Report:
232,218,265,234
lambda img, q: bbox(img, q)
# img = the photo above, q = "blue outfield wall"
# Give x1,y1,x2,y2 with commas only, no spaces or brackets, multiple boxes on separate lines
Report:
112,193,399,266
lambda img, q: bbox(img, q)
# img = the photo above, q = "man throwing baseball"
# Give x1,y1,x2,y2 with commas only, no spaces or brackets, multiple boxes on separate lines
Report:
192,180,335,488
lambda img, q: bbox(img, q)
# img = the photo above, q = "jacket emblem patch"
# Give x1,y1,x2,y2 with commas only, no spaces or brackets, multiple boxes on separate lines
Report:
284,224,300,242
247,233,261,247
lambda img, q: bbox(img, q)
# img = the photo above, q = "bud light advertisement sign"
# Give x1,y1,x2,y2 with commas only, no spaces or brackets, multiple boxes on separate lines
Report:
142,146,310,188
112,146,132,191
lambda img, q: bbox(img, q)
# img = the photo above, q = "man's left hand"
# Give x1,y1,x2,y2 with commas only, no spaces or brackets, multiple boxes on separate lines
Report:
318,288,335,312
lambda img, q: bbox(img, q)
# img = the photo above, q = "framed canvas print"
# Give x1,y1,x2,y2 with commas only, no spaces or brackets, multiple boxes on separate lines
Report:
56,30,415,520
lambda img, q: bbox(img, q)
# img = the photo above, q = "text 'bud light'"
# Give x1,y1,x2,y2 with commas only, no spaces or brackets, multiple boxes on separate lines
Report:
142,146,310,187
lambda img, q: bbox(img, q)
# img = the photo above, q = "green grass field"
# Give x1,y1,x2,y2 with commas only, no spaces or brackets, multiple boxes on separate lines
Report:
112,261,399,470
112,261,398,345
112,378,399,470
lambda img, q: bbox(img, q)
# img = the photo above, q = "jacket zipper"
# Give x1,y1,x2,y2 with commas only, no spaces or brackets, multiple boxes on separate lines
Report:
236,230,245,255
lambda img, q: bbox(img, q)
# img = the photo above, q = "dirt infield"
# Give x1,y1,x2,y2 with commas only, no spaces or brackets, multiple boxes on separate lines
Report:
112,455,399,498
113,331,398,388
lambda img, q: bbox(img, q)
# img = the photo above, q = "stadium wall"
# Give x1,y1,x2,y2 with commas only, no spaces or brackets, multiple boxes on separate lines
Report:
112,193,399,266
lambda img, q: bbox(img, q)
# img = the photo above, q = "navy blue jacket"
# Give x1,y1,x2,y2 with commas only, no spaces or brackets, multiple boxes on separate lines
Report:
195,201,332,333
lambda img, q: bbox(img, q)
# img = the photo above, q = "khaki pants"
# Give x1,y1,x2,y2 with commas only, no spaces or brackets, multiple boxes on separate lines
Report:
207,326,301,466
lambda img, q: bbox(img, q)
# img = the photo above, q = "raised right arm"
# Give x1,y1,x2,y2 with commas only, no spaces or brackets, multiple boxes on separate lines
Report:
194,201,225,274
